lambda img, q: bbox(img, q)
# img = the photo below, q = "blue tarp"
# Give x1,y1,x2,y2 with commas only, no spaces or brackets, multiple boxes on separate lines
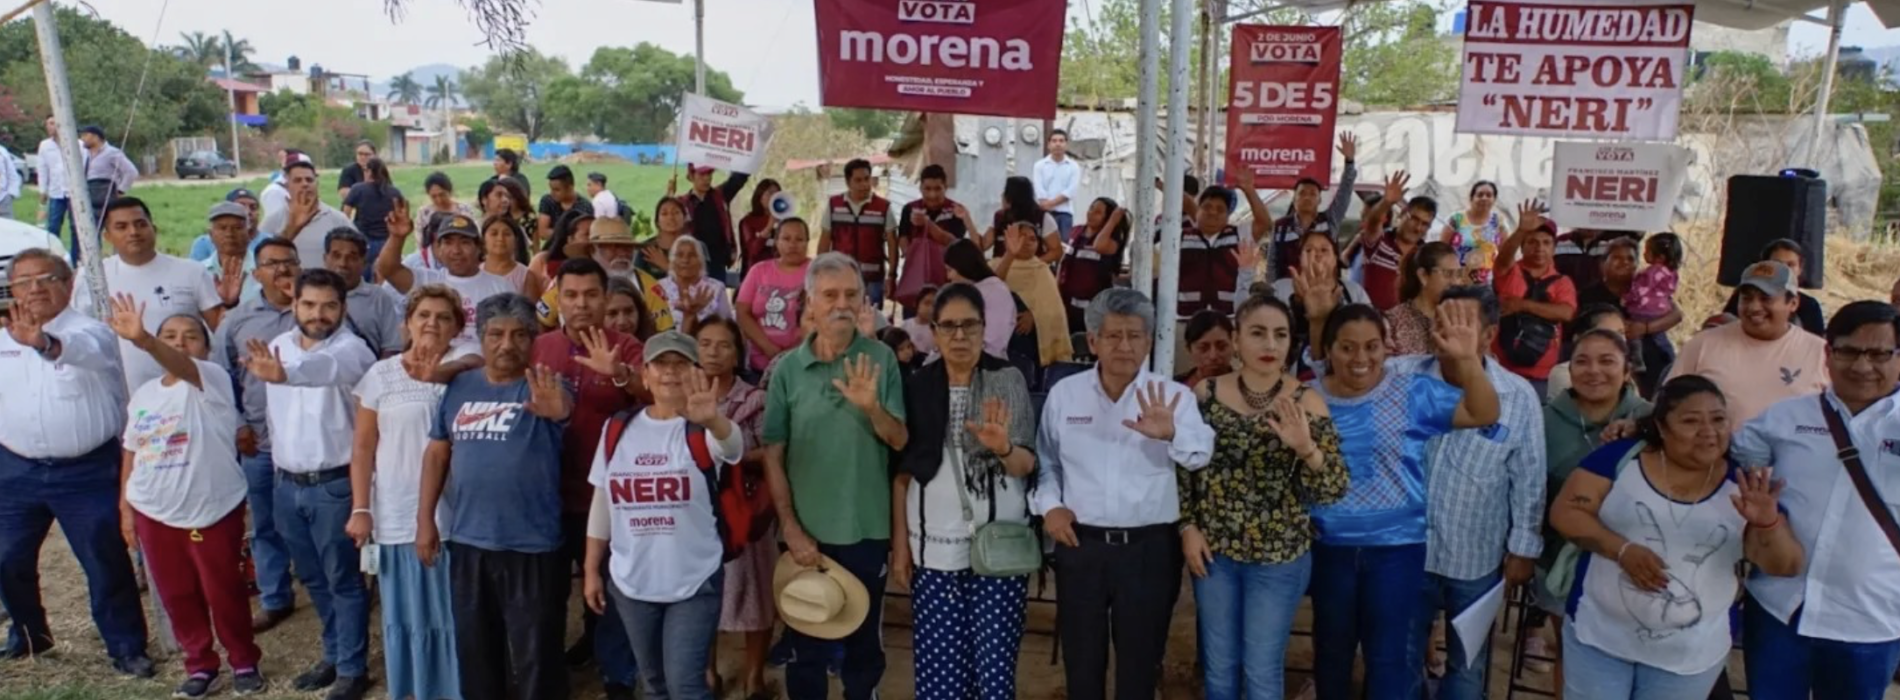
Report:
482,142,676,165
232,114,268,127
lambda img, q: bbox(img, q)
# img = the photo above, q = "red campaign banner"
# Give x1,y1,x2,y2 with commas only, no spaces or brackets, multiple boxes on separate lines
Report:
1223,25,1342,189
1456,0,1695,140
813,0,1067,120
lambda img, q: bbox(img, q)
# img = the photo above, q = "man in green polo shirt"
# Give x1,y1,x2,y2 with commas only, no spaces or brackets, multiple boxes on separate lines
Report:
763,251,908,700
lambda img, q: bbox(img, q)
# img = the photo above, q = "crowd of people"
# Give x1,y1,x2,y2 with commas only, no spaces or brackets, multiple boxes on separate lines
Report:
1,123,1899,700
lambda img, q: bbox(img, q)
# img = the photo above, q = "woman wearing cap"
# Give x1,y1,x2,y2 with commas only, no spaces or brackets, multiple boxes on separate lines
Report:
891,282,1038,700
584,331,745,700
654,236,737,335
346,285,480,700
693,317,775,700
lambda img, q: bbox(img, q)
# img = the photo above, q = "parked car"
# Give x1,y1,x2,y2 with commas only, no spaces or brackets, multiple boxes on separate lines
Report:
175,150,237,179
22,153,36,185
0,217,70,316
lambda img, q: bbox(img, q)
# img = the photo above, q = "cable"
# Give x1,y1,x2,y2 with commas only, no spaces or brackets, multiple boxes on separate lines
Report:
119,0,171,147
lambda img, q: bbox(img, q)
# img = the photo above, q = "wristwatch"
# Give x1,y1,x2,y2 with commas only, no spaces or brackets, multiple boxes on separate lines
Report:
610,363,631,388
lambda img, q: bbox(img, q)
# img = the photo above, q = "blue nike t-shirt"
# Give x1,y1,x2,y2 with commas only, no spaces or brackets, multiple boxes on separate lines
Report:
431,371,566,553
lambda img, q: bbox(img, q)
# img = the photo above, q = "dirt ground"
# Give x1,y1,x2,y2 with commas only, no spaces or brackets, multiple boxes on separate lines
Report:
2,526,1897,699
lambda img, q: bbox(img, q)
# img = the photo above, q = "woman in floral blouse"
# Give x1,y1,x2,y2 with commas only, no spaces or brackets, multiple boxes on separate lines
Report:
1385,241,1463,356
1178,292,1350,700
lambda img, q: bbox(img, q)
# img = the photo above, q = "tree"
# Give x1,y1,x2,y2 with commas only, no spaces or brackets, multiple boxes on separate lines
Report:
826,108,902,140
176,31,221,69
259,90,322,131
555,43,744,143
220,30,259,74
0,7,228,157
460,115,495,153
425,74,459,110
459,49,571,141
387,72,424,104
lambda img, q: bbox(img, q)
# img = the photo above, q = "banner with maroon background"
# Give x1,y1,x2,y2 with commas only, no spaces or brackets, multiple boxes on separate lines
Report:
813,0,1067,119
1456,0,1694,140
1223,25,1343,189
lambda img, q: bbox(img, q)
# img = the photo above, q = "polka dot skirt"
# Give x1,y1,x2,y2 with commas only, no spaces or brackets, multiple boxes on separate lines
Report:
911,568,1029,700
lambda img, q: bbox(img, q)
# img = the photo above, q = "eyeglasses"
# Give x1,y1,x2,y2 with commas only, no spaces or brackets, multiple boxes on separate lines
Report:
8,273,66,290
1832,346,1899,364
257,259,300,270
1095,331,1148,349
934,319,983,338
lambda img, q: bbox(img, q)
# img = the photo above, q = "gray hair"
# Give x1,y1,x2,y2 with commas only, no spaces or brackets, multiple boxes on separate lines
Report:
8,248,73,282
804,251,864,297
670,235,709,274
475,292,538,336
1085,287,1156,335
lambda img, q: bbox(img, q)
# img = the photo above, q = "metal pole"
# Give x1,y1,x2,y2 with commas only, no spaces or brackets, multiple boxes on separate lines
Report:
225,41,241,171
32,2,106,314
1808,0,1845,164
1129,0,1164,294
694,0,707,95
1155,0,1193,374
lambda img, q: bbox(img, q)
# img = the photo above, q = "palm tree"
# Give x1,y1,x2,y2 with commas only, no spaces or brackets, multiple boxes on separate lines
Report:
425,75,459,133
387,72,424,104
220,31,260,74
176,31,221,69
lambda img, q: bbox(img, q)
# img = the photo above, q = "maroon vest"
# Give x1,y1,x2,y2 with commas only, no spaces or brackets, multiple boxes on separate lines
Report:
1059,226,1123,316
828,194,892,280
1177,224,1242,317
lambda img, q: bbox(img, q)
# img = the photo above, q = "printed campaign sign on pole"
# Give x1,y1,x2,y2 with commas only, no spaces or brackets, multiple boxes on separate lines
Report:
1548,140,1688,230
1223,25,1342,189
812,0,1068,119
677,93,774,174
1457,0,1694,140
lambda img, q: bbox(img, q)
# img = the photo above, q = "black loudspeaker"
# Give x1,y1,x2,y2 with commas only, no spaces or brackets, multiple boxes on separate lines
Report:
1719,174,1826,289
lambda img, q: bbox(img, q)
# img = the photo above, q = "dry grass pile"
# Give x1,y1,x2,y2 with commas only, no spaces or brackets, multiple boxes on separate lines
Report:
1670,221,1900,343
560,150,633,165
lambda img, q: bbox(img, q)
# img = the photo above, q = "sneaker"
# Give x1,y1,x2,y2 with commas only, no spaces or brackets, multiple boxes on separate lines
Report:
292,661,337,691
232,668,267,695
112,654,158,679
324,675,371,700
172,672,217,699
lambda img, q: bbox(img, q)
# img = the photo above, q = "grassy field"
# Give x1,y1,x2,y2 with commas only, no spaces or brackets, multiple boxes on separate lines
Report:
13,161,684,257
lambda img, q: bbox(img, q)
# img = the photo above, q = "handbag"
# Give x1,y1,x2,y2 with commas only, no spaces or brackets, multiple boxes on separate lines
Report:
1818,395,1900,558
951,446,1042,578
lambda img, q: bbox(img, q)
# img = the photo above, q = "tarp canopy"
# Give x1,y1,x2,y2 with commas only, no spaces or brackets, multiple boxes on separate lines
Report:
1242,0,1895,30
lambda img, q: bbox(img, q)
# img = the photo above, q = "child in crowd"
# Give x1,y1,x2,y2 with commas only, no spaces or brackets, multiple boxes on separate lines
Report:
1625,233,1682,326
900,284,939,359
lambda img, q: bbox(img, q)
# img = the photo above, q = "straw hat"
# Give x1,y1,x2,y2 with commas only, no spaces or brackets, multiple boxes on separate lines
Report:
772,553,870,640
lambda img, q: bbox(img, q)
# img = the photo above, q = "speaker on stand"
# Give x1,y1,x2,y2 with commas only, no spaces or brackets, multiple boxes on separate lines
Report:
1718,171,1827,289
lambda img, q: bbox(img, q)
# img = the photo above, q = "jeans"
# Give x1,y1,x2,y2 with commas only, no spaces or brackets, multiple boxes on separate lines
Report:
363,237,389,282
274,473,368,677
783,539,889,700
1194,553,1311,700
43,197,71,253
614,570,723,700
865,279,886,309
0,441,148,659
1742,596,1900,700
1051,211,1074,243
243,451,294,612
1563,623,1725,700
564,514,638,686
1415,568,1503,700
1310,542,1427,700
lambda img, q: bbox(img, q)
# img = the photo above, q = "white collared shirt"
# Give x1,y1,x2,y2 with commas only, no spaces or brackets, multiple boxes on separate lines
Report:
1032,155,1081,215
1032,367,1214,527
1734,389,1900,643
262,328,375,473
0,308,126,458
35,138,68,199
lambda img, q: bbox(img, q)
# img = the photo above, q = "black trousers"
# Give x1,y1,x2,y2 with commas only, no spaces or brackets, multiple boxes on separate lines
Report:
1053,523,1183,700
448,542,570,700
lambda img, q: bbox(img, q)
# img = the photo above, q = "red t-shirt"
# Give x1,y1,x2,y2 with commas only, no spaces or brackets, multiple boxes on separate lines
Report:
1492,263,1577,380
531,328,645,514
1361,232,1408,311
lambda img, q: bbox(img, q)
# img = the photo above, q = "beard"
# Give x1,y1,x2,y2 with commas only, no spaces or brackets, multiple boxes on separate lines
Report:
298,318,338,341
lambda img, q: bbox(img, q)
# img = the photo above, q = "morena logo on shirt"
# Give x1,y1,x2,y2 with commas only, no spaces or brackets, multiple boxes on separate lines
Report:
1883,439,1900,458
608,473,694,505
1795,425,1830,437
1065,415,1093,425
452,401,521,439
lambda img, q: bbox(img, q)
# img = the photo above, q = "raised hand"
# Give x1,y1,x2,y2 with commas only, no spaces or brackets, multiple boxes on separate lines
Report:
1432,298,1484,362
1730,466,1785,527
105,293,148,343
401,343,449,384
216,258,246,306
386,198,414,238
685,368,721,425
1235,166,1256,191
573,326,622,378
1514,199,1546,235
832,354,883,412
680,284,715,316
288,188,320,231
1294,265,1338,321
1234,237,1262,273
1264,395,1315,458
6,300,42,350
525,365,571,419
963,397,1014,456
1337,132,1359,162
1121,381,1180,441
1381,170,1411,204
244,338,288,384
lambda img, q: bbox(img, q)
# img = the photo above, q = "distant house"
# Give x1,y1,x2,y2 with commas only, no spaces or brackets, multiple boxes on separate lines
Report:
209,77,270,127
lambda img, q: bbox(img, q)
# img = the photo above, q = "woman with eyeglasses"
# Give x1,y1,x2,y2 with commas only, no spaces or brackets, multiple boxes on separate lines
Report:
892,282,1038,700
1386,242,1463,356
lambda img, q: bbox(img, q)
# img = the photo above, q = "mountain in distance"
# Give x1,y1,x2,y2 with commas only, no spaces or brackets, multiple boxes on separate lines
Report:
370,63,465,106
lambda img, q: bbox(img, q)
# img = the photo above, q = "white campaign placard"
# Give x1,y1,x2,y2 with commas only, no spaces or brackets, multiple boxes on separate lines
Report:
1548,141,1688,231
1457,0,1694,140
677,93,774,174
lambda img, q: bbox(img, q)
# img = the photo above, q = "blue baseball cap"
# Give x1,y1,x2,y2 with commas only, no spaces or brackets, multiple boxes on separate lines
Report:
226,188,256,203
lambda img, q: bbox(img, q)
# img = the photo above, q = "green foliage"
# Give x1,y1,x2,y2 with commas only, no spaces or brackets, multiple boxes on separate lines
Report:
258,90,321,132
555,43,745,143
0,6,227,158
175,31,221,68
825,108,902,140
1336,2,1460,105
425,74,459,110
459,49,571,141
220,31,259,74
461,116,495,150
256,90,387,167
387,72,424,103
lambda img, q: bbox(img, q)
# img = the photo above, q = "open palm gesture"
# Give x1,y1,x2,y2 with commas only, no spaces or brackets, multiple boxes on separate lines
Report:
401,342,448,383
216,259,246,306
1122,381,1180,441
1234,236,1262,273
680,284,715,316
525,365,571,419
1514,199,1546,235
1264,395,1315,457
105,293,148,343
831,354,883,412
1730,467,1785,527
1381,170,1411,204
685,368,721,424
573,326,621,378
963,397,1015,456
244,338,287,383
1293,265,1338,321
1433,299,1484,362
1337,132,1358,162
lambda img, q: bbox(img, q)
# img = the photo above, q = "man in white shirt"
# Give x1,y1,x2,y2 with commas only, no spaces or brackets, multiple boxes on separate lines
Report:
1733,300,1900,699
245,268,376,699
375,210,515,343
73,197,223,393
35,117,74,251
259,159,355,267
1033,287,1214,700
1032,129,1082,243
587,172,621,221
0,143,20,220
0,248,155,676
